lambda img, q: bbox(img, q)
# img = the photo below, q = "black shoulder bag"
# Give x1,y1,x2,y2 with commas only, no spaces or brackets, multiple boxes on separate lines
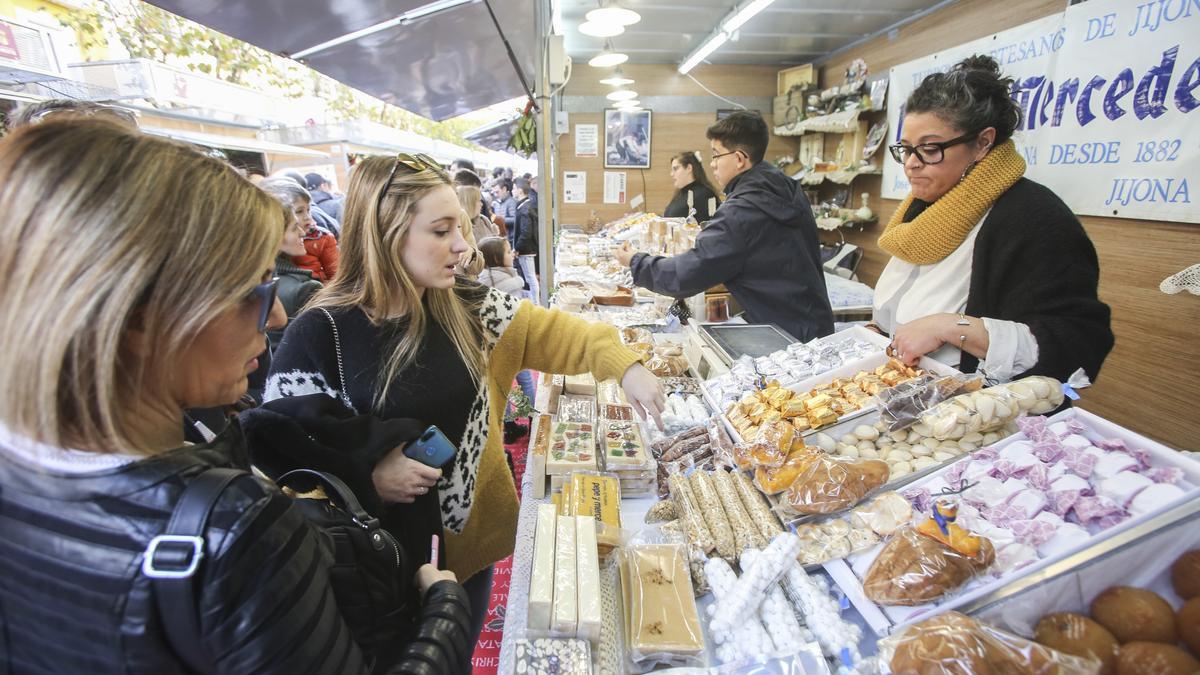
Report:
142,468,411,674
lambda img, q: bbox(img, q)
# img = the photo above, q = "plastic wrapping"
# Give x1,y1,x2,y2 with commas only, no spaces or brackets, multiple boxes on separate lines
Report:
599,418,648,467
644,499,677,524
689,471,737,561
552,515,578,635
620,544,705,668
711,469,766,551
784,451,890,515
528,503,558,631
669,473,716,555
546,420,597,474
574,515,603,642
780,560,864,662
862,523,996,606
513,636,593,674
793,492,915,566
917,376,1063,441
731,470,784,541
707,532,802,635
749,421,795,468
754,451,809,495
876,373,985,431
740,548,810,656
563,471,623,552
876,612,1101,674
705,556,777,664
708,418,739,470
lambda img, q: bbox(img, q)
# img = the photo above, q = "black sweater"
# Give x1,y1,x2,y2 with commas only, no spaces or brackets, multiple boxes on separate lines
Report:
663,180,719,222
957,177,1113,381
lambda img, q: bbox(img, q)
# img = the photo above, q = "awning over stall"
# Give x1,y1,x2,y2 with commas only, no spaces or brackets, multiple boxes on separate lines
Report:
142,127,329,158
144,0,536,121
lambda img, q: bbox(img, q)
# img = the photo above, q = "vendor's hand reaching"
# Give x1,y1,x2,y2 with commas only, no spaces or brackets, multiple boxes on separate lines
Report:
621,362,665,430
372,445,443,503
889,313,953,367
415,564,458,597
614,241,637,267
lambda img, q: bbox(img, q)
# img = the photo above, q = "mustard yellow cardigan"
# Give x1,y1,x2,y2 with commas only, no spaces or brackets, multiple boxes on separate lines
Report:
447,299,641,580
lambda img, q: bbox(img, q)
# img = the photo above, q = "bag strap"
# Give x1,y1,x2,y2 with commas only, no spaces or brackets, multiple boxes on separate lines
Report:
277,468,379,528
317,307,356,412
143,467,244,675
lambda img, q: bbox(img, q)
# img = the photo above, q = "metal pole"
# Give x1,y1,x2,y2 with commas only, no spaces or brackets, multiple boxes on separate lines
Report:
535,0,554,304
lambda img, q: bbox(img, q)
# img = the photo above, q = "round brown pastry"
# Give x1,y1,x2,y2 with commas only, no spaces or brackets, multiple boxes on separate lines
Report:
1171,550,1200,600
863,527,994,606
1090,586,1179,644
1178,597,1200,657
1115,642,1200,675
1035,612,1119,675
890,612,991,674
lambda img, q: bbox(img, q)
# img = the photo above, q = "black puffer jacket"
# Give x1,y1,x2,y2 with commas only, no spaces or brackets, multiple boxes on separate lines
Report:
0,425,472,674
630,161,834,342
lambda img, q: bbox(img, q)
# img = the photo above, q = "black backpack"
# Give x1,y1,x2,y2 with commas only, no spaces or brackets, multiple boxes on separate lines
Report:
142,467,411,674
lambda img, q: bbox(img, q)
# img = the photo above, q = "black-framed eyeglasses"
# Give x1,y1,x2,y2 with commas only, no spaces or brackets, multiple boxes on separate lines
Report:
248,277,279,333
375,152,443,221
711,148,742,162
888,131,979,165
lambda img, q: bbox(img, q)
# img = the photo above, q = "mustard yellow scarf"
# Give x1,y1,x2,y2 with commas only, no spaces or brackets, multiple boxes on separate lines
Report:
878,139,1026,265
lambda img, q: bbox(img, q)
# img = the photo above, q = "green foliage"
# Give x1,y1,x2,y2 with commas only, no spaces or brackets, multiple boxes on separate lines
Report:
504,386,537,422
58,1,484,147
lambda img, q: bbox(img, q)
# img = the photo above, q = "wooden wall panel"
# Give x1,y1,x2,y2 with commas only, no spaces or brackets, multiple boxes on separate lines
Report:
813,0,1200,450
556,64,791,225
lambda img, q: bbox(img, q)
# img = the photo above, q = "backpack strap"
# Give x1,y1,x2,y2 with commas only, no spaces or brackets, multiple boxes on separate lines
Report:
143,467,244,674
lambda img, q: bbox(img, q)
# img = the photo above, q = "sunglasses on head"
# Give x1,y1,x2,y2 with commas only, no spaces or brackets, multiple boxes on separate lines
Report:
248,277,279,333
375,152,444,218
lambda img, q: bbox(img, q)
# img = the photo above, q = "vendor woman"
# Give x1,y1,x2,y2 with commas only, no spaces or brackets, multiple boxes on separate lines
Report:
875,55,1112,383
663,151,721,221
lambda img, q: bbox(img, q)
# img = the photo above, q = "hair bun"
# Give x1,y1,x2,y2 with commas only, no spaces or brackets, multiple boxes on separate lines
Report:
955,55,1001,76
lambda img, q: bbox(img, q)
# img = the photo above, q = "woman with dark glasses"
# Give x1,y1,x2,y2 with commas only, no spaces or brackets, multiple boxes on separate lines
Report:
873,54,1112,386
0,120,471,673
262,152,665,645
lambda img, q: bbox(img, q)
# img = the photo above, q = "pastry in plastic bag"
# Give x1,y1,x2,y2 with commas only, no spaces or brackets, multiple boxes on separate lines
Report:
883,611,1102,674
1034,612,1118,675
749,421,794,468
784,451,889,515
753,451,810,495
863,506,995,606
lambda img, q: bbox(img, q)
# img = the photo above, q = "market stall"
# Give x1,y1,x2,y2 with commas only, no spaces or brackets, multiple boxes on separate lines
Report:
496,206,1200,674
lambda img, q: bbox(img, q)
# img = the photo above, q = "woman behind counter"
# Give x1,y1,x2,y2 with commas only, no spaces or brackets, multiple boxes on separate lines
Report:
876,54,1113,384
664,151,721,222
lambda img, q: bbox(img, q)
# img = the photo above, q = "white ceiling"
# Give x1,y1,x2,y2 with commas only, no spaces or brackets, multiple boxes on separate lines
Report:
561,0,953,67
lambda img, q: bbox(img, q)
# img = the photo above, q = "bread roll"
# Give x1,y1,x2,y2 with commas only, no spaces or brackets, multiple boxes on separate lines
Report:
1090,586,1178,644
1178,597,1200,657
1171,550,1200,600
1035,612,1118,675
1115,642,1200,675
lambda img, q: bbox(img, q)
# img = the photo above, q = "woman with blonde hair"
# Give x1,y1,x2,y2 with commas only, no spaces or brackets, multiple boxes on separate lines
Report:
263,152,665,644
0,121,471,673
456,183,499,243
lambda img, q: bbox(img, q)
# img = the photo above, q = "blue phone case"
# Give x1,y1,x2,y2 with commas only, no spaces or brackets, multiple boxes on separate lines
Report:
404,425,457,468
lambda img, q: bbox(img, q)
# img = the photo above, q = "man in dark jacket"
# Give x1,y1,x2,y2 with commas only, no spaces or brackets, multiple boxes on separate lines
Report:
615,111,833,342
305,172,344,222
513,178,540,303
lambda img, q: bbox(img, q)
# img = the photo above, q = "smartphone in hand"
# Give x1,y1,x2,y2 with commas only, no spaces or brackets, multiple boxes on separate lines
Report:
403,425,457,468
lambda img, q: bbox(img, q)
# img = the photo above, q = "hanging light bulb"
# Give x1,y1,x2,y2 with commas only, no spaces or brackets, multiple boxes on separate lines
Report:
578,20,623,37
599,67,634,86
588,41,628,67
606,89,638,101
586,3,641,27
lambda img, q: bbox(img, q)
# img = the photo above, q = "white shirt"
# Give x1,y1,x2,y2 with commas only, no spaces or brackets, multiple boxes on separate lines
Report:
0,422,141,473
873,214,1039,382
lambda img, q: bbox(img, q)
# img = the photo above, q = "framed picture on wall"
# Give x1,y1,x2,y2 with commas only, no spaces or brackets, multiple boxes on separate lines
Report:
604,108,652,169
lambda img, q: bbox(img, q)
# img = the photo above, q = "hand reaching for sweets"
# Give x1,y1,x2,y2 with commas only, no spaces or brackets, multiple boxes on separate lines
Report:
621,362,665,431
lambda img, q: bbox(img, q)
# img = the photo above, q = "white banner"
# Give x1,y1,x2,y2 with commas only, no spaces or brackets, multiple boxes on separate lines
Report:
884,0,1200,223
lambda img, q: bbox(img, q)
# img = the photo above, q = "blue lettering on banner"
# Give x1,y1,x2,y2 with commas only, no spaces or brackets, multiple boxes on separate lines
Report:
1105,177,1191,206
1103,68,1135,120
1132,139,1182,162
1085,12,1118,41
1019,145,1038,165
1048,141,1121,164
1129,0,1200,37
1135,46,1179,119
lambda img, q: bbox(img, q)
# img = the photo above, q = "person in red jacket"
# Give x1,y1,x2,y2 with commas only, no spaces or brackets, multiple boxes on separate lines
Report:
261,178,339,281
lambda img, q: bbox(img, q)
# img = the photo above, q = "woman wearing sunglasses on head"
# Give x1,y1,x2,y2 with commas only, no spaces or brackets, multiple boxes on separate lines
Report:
872,54,1112,386
261,153,665,645
0,120,471,674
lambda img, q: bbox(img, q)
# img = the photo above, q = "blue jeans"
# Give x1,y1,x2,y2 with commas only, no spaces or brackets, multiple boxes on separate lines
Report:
515,370,536,405
463,565,495,651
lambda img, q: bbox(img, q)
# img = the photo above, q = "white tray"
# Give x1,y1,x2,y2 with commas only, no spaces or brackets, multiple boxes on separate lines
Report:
824,407,1200,636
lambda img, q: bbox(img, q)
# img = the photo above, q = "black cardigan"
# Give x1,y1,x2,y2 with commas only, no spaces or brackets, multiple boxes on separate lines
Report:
959,178,1113,381
664,181,719,221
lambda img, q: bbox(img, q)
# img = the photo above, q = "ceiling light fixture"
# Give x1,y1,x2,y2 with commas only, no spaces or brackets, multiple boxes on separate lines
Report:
613,100,641,110
599,67,634,86
677,0,776,74
585,4,641,27
606,89,638,101
588,41,628,67
579,20,624,37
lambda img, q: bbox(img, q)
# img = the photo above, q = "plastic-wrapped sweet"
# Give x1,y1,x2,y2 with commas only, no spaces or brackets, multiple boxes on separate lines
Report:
707,532,801,635
1037,522,1091,558
704,557,775,664
1006,489,1049,520
1097,471,1154,507
994,542,1039,574
1129,482,1186,516
740,548,809,657
1092,450,1141,480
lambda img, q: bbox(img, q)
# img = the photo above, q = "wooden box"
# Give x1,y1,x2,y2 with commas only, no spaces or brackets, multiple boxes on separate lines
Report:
777,63,814,95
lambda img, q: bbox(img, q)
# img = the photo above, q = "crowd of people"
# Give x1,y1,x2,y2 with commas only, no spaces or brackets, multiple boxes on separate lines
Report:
0,100,662,674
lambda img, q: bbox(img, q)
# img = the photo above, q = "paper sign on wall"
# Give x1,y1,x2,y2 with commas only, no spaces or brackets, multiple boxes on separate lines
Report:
563,171,586,204
603,172,627,204
575,124,598,157
884,0,1200,223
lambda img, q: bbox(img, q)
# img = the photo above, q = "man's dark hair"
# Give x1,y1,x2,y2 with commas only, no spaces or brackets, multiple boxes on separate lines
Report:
492,167,504,178
706,110,769,164
453,169,482,187
452,158,476,172
514,178,530,195
499,178,514,194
